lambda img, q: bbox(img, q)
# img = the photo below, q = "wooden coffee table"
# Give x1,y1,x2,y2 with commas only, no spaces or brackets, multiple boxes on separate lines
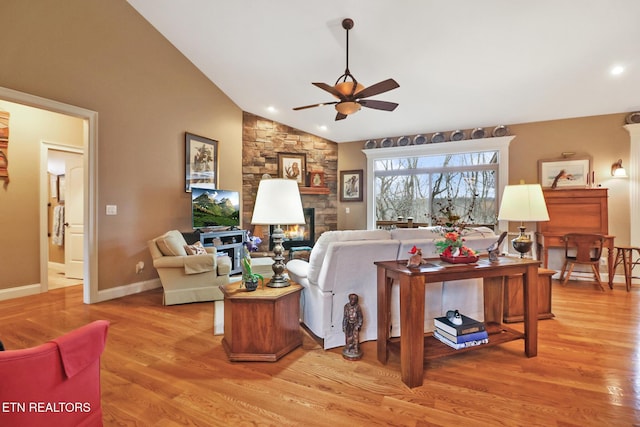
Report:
219,281,302,362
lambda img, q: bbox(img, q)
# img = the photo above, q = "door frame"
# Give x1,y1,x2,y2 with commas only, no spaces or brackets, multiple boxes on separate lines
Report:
1,86,99,304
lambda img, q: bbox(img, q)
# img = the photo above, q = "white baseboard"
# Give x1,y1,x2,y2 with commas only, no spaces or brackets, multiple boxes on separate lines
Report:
0,284,41,301
96,278,161,302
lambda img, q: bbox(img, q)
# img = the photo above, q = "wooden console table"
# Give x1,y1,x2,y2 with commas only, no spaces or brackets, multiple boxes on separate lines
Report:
219,282,302,362
376,257,539,388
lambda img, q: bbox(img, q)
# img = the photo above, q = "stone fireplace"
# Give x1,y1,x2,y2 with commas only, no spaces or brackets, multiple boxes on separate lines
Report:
241,112,338,253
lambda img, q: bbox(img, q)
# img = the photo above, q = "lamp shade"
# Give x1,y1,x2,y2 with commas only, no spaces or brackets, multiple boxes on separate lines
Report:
251,178,305,225
498,184,549,222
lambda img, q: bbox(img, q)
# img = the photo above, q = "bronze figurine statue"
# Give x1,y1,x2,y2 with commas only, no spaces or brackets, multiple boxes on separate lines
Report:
342,293,363,360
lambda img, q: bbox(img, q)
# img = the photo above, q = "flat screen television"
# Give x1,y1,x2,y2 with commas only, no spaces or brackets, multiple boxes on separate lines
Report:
191,186,240,230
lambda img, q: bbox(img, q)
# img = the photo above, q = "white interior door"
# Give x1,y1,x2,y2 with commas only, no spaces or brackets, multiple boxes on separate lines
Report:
64,154,84,279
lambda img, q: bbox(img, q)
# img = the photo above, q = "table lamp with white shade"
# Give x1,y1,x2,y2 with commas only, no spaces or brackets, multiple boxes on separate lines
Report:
251,177,306,287
497,184,550,258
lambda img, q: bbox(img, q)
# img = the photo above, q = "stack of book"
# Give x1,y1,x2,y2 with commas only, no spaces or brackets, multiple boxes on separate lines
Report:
433,313,489,350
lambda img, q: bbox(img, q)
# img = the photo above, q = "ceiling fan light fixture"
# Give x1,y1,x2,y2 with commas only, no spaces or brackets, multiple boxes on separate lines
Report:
334,81,365,98
335,102,361,115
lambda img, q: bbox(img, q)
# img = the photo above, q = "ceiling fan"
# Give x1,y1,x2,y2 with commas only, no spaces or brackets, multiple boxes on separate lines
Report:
293,18,399,121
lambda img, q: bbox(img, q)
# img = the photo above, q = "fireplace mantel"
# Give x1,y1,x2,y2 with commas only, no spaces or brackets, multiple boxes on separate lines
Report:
300,186,329,195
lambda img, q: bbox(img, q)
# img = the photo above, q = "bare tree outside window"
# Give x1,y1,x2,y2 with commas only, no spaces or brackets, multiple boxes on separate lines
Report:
374,151,498,227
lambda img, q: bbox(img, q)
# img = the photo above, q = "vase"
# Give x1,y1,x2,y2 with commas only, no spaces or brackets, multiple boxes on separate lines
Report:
243,279,259,292
439,254,479,264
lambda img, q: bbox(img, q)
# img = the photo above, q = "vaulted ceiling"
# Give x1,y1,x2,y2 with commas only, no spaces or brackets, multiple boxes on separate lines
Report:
128,0,640,143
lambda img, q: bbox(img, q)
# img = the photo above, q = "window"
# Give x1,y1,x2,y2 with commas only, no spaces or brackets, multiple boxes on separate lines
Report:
363,137,513,229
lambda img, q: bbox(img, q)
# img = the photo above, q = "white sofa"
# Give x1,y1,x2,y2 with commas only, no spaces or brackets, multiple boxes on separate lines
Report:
286,227,498,349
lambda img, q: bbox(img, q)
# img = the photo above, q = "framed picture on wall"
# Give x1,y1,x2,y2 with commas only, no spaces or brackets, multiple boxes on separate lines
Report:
308,170,325,188
340,169,363,202
277,152,306,184
57,175,66,202
538,155,591,188
185,132,218,192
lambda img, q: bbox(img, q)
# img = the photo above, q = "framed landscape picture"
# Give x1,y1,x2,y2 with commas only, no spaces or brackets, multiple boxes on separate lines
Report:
278,152,306,184
340,169,363,202
185,132,217,192
538,156,591,188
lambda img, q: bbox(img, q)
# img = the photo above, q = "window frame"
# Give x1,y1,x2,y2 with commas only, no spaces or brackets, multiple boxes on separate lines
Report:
362,136,514,230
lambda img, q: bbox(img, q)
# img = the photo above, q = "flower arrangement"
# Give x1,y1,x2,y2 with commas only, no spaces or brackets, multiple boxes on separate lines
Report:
430,196,479,260
245,231,262,252
434,229,477,258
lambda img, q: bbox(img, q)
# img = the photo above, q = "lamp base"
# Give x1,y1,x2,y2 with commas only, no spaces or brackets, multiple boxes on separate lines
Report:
512,225,533,258
268,225,290,288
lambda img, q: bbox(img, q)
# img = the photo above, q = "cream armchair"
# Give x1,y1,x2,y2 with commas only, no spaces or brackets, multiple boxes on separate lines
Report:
148,230,231,305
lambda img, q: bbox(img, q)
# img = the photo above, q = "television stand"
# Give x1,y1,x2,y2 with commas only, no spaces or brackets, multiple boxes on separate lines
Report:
199,229,247,275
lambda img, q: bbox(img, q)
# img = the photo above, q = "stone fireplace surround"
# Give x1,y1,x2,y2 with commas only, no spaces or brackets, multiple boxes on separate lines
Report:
241,112,338,253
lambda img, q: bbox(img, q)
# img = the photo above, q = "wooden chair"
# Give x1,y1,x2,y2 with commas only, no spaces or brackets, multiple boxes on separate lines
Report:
559,233,605,291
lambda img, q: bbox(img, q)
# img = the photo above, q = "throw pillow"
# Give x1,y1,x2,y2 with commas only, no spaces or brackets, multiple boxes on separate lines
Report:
156,230,189,256
184,241,207,255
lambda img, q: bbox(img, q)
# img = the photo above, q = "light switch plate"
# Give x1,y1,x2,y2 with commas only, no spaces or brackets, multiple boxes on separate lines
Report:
106,205,117,215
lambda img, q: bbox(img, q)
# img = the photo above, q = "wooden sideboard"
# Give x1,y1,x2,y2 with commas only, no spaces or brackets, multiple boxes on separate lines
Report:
535,188,615,287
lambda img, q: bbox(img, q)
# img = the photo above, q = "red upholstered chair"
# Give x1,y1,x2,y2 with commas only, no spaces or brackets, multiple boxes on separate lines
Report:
0,320,109,427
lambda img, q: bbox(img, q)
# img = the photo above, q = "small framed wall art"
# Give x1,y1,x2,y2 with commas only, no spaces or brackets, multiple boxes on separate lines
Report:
308,170,325,188
57,175,66,202
185,132,218,192
340,169,363,202
278,152,306,184
538,155,591,189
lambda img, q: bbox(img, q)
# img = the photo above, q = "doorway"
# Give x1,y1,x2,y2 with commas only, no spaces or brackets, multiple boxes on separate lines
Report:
1,85,98,304
45,146,84,289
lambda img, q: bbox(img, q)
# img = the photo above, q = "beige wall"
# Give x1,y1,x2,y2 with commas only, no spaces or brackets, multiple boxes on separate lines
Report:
338,113,632,245
0,0,242,291
0,101,84,288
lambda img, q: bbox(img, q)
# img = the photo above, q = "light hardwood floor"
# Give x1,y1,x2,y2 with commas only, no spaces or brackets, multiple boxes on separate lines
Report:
1,279,638,426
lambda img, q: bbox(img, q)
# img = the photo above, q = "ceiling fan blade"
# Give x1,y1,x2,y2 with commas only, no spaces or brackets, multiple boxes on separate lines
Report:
293,101,338,111
335,112,348,121
359,99,399,111
312,82,347,100
354,78,399,99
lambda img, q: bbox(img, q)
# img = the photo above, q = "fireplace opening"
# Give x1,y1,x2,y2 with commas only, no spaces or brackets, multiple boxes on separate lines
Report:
269,207,315,250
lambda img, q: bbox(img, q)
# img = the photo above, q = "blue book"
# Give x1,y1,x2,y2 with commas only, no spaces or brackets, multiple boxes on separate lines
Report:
435,327,489,344
433,330,489,350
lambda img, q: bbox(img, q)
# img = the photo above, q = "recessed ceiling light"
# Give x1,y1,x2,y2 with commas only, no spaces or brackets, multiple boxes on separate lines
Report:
611,65,625,76
318,125,328,132
266,106,277,113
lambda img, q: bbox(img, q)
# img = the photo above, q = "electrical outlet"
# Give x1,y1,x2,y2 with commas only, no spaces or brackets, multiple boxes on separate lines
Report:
599,258,607,266
136,261,144,274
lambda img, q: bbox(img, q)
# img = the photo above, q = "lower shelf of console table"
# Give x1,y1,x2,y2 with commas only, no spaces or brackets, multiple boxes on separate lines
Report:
386,322,524,360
